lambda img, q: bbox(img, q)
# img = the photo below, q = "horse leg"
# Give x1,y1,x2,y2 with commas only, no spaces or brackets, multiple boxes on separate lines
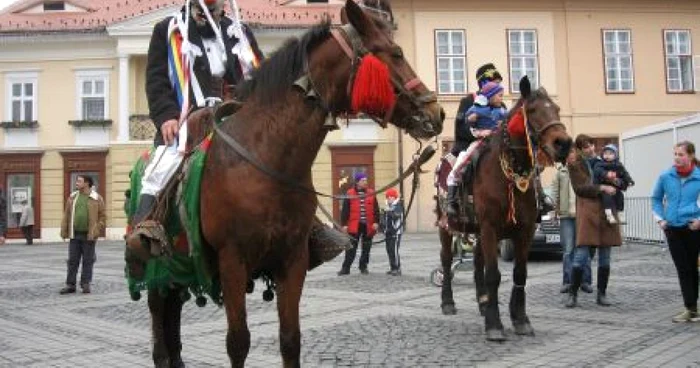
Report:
163,289,186,367
472,235,487,316
275,243,308,368
480,227,505,341
509,230,534,336
439,228,457,315
148,289,171,368
219,247,250,368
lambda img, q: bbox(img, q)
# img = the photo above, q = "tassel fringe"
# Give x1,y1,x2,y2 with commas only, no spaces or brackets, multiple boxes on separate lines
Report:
351,54,396,116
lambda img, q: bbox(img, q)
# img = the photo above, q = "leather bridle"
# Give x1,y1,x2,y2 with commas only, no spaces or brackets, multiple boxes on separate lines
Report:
328,24,438,130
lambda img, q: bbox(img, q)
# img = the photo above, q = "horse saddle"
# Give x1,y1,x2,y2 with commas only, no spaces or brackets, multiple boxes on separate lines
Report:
183,100,243,152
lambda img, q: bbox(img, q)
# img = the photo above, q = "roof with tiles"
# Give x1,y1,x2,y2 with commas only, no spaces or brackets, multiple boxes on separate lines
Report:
0,0,345,34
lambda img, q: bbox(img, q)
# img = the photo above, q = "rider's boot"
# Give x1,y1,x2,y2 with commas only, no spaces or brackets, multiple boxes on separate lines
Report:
446,185,460,220
308,217,353,271
125,194,158,265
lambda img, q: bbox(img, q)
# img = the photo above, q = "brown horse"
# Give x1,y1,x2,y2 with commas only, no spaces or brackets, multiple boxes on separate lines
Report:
147,1,443,367
436,77,571,341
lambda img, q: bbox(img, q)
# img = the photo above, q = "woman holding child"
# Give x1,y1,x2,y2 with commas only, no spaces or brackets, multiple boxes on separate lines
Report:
565,135,622,308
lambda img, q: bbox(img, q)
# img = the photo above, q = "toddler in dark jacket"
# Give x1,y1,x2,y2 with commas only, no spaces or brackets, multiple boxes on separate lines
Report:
593,144,634,224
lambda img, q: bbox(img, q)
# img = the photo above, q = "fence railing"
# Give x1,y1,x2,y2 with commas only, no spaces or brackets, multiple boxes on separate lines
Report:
622,197,665,245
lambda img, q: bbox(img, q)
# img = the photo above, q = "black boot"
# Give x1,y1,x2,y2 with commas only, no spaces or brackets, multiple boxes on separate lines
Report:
565,267,583,308
125,194,158,267
596,266,611,306
132,194,157,225
446,185,460,219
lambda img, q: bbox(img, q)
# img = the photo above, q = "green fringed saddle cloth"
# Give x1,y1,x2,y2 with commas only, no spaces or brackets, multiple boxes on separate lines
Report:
124,135,222,306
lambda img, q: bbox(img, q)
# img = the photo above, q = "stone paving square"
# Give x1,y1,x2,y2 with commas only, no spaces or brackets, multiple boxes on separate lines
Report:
0,234,699,367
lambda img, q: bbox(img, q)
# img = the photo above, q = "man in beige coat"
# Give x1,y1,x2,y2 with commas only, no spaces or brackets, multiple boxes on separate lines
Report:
59,175,106,294
565,135,622,308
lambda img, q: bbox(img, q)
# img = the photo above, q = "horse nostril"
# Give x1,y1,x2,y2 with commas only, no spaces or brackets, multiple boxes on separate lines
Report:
439,108,446,122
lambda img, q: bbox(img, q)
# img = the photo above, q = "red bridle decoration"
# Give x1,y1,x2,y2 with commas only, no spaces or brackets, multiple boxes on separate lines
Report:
351,54,396,117
507,109,526,139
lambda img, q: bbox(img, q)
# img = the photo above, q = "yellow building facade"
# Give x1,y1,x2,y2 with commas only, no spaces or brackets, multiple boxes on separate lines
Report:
1,0,699,240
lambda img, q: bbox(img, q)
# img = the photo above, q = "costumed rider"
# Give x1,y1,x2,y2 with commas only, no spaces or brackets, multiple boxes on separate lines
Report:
131,0,263,228
129,0,351,267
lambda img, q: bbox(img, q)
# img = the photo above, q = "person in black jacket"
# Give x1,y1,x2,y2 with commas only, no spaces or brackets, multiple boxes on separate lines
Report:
131,0,264,225
446,64,503,217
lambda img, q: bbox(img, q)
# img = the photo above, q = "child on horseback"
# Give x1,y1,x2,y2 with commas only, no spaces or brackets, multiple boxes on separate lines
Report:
446,81,506,219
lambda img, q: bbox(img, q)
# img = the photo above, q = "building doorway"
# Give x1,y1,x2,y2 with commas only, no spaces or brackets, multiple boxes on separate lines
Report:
0,152,43,239
329,146,376,221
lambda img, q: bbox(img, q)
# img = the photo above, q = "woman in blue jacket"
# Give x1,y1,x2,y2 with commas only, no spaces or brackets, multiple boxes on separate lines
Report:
651,141,700,322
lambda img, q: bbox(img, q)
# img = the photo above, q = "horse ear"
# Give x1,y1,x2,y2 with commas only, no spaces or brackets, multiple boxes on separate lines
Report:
519,76,531,98
538,86,548,96
343,0,376,36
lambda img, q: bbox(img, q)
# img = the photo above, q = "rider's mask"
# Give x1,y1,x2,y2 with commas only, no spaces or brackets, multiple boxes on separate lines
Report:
190,0,224,38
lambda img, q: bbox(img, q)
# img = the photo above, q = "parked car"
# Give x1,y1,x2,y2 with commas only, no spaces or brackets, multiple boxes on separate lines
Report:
499,213,562,261
499,190,562,261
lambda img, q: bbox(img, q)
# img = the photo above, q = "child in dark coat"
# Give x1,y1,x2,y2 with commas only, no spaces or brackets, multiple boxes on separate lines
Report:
384,188,404,276
593,144,634,224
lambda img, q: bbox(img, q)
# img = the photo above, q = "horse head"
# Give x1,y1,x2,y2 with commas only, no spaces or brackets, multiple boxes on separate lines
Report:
518,76,572,163
337,0,444,139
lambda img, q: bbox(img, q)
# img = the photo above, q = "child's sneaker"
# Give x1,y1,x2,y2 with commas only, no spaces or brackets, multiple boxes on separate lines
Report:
605,209,617,224
616,211,626,224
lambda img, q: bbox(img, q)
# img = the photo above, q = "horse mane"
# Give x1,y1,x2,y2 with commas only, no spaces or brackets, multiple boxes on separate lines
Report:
236,21,331,105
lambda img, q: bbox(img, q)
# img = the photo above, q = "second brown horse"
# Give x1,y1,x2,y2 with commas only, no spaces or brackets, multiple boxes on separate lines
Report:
438,77,571,341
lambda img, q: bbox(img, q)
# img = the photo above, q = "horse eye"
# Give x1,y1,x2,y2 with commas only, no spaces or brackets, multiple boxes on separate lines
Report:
392,47,404,59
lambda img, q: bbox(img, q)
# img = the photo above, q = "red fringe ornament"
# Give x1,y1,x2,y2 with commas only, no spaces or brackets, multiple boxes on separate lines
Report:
351,54,396,116
507,109,526,138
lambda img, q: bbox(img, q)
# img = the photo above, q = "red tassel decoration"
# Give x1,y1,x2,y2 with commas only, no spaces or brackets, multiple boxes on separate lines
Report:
507,109,526,138
351,54,396,116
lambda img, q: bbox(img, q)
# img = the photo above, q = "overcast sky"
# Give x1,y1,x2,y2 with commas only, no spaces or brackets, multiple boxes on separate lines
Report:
0,0,19,11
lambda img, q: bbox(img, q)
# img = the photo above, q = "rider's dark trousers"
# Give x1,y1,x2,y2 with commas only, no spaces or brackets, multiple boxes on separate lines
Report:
341,223,373,272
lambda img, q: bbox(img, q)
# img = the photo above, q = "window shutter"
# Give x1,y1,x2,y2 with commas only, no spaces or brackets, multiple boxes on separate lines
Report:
694,55,700,92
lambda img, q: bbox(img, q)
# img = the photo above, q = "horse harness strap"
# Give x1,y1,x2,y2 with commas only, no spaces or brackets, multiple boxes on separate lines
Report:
212,116,435,201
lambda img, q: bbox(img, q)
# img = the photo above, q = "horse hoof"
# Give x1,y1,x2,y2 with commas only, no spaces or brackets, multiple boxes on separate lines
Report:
441,304,457,315
514,323,535,336
485,328,507,342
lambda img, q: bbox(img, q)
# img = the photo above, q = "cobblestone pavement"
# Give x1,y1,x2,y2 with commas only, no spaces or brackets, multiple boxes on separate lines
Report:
1,234,699,367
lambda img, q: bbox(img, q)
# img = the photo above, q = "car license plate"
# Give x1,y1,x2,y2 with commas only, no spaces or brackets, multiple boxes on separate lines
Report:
546,234,560,243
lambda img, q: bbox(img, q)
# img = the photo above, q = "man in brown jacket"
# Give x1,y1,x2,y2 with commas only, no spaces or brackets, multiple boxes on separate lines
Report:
565,135,622,308
59,175,106,294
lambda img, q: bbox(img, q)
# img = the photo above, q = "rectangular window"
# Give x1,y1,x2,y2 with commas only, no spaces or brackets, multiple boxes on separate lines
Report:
664,30,694,92
75,70,109,120
44,2,65,11
5,73,38,122
508,29,539,93
603,30,634,93
435,30,466,95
